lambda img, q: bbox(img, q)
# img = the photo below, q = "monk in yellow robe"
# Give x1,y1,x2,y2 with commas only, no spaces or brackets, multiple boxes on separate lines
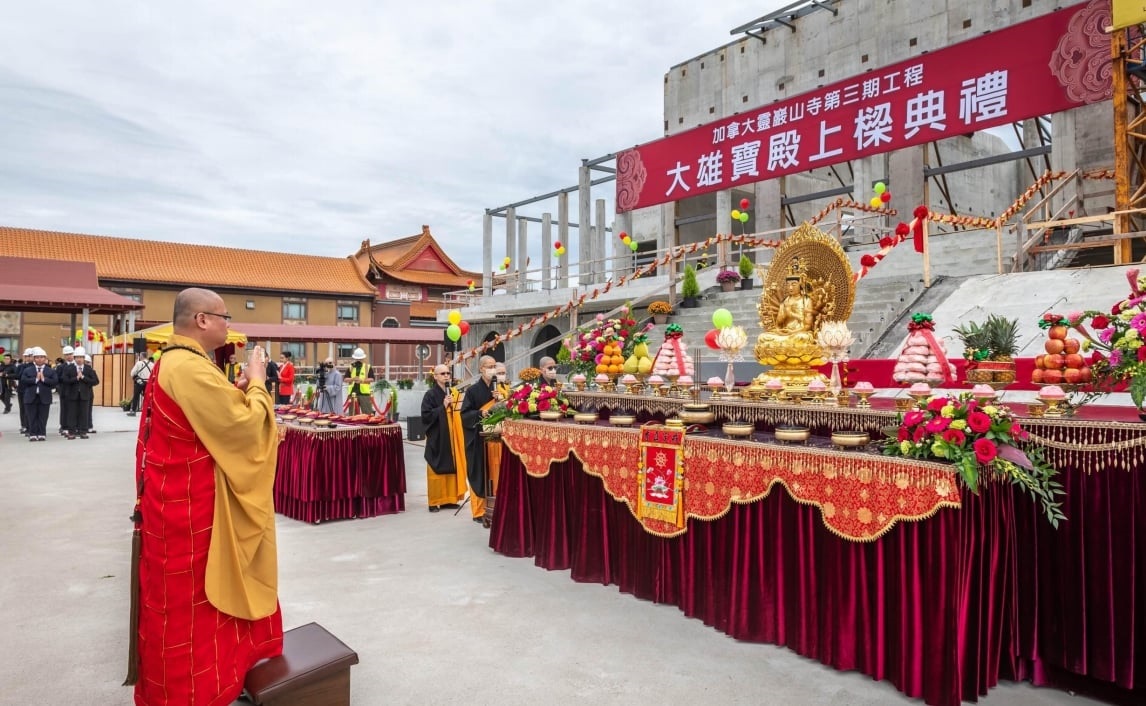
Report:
130,287,282,705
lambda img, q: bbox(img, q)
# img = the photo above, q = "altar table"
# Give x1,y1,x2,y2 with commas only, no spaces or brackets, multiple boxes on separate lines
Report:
489,417,1146,706
274,423,406,523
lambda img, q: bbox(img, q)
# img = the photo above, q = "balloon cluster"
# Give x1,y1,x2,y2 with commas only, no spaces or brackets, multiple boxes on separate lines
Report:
553,240,566,257
618,231,639,252
445,309,471,342
868,182,892,209
729,198,751,227
704,308,735,349
467,279,475,292
499,256,511,272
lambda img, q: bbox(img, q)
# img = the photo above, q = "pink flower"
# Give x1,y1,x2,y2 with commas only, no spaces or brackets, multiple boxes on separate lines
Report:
1132,312,1146,332
973,438,998,464
942,428,966,446
1110,349,1123,367
925,416,951,434
1009,423,1028,440
903,410,925,428
897,427,909,442
912,427,926,443
967,411,991,433
1067,311,1084,325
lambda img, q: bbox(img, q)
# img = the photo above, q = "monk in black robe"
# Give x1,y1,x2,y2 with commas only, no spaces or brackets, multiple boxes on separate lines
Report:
460,355,501,523
421,364,466,512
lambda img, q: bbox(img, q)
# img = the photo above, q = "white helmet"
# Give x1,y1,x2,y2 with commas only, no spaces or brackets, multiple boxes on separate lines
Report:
23,348,33,356
30,347,47,357
352,347,367,360
62,346,75,355
73,347,86,357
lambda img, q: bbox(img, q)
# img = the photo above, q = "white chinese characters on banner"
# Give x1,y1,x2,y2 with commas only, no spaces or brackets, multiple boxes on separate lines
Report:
674,65,1010,195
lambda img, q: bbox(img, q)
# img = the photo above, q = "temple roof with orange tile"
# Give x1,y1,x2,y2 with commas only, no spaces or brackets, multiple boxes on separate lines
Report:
0,226,377,297
353,225,480,289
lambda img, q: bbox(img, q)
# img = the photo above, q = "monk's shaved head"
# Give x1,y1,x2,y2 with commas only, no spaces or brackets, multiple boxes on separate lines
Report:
173,288,223,330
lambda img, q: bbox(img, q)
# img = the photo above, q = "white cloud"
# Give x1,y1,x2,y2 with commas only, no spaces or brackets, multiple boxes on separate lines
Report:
0,0,782,268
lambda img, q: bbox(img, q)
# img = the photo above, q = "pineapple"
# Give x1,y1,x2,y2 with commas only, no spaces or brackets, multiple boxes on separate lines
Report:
984,314,1020,383
953,320,993,383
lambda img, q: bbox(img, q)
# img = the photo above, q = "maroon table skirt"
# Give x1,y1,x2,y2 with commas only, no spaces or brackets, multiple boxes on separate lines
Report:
274,424,406,523
490,451,1145,706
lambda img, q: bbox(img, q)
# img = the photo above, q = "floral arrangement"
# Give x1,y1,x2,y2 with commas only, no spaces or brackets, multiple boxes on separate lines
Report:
715,268,741,284
563,304,654,377
518,366,542,382
647,301,673,316
482,382,571,428
1066,268,1146,408
883,393,1065,527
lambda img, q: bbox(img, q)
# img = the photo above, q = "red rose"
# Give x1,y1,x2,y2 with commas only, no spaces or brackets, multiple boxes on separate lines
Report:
942,428,966,446
1009,422,1028,440
1113,302,1124,315
903,410,925,427
897,427,909,442
860,254,877,268
618,330,628,337
517,402,529,414
973,438,998,464
912,427,926,443
1090,351,1106,365
967,410,991,433
927,397,947,413
1091,315,1110,329
1138,347,1146,362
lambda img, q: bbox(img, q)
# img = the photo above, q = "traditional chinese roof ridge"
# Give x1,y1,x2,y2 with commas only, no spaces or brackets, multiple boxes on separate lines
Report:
356,225,479,287
0,226,377,297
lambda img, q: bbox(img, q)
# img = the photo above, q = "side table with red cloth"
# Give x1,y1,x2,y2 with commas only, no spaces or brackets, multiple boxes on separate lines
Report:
274,423,405,523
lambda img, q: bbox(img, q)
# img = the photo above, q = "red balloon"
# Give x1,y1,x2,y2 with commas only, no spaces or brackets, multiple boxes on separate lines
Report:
553,241,562,249
704,329,721,350
880,191,892,203
459,321,471,336
618,231,628,240
739,198,750,210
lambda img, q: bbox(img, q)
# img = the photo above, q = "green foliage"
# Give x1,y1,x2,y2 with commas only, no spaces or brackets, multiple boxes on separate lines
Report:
984,314,1020,358
681,264,700,299
555,344,571,365
738,254,754,279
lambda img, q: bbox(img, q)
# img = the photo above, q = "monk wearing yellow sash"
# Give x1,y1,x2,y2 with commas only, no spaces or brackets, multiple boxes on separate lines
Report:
420,364,467,511
460,355,503,522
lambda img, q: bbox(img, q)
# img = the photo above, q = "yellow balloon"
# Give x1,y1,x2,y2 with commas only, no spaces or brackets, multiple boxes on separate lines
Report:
730,209,741,220
870,196,882,208
447,310,462,325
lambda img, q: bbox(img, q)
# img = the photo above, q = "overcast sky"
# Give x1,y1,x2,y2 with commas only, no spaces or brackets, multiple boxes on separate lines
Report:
0,1,789,271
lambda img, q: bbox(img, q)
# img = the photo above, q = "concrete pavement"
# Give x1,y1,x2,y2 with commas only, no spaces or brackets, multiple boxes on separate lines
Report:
0,405,1099,705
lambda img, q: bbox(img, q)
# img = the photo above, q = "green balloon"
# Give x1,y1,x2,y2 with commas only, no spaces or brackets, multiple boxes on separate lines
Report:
446,324,461,341
739,212,750,223
712,308,733,329
874,181,887,194
629,240,639,251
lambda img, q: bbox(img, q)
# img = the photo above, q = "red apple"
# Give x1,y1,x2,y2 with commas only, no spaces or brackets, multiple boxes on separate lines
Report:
1063,338,1080,354
1064,353,1084,369
1079,366,1093,383
1035,354,1046,369
1043,369,1064,384
1031,368,1045,383
1048,325,1069,340
1044,353,1065,370
1063,367,1083,384
1044,338,1065,355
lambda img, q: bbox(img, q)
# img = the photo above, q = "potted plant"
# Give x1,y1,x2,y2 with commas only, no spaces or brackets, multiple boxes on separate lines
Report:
716,268,741,292
738,254,755,290
681,265,700,308
647,300,673,325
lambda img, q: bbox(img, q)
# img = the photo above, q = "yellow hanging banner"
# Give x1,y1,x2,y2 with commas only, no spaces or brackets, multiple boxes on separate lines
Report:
1113,0,1146,31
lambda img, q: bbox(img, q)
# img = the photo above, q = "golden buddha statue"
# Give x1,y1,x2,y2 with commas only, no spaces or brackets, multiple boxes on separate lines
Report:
754,224,855,389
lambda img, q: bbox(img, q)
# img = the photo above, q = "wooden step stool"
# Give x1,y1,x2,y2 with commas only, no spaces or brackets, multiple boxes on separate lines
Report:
242,622,359,706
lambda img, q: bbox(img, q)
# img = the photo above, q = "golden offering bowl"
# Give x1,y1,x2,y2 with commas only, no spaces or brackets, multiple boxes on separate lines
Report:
538,410,562,421
573,412,598,424
1026,403,1046,418
854,390,874,408
831,430,870,449
835,391,851,407
774,425,810,443
609,414,636,427
664,417,685,429
1040,398,1066,417
679,406,715,425
722,422,755,438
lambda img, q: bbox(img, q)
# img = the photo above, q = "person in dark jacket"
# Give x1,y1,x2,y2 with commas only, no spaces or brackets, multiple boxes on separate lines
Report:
20,347,58,441
0,352,16,413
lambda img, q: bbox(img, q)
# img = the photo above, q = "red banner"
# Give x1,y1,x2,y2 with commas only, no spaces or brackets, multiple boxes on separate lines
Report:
616,1,1110,213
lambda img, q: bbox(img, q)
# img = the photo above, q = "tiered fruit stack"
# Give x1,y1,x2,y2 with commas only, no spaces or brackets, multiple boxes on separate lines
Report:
953,314,1019,384
622,335,654,375
1031,313,1091,386
595,340,625,377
